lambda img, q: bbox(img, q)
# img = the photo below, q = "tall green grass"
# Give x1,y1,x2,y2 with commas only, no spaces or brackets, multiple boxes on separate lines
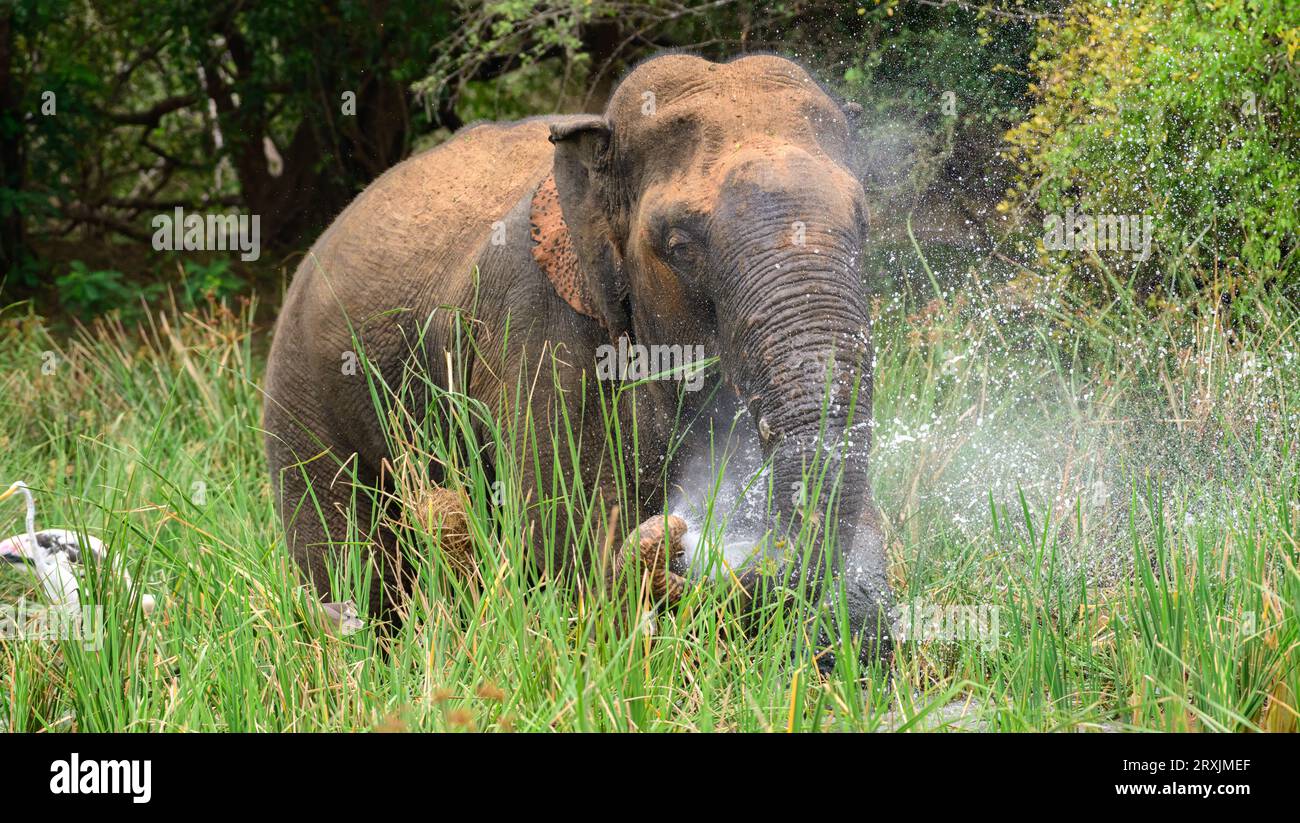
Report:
1,272,1296,731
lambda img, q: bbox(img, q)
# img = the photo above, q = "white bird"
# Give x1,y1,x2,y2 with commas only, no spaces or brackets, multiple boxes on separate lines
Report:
0,481,156,614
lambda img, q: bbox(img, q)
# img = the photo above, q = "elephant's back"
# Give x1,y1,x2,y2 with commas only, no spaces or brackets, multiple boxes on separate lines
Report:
266,118,559,463
344,118,555,256
301,118,557,314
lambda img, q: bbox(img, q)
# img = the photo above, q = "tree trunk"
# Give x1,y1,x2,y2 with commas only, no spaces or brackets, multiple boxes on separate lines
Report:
0,9,27,279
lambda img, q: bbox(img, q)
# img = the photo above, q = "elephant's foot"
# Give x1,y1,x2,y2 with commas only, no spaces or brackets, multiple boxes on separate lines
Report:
611,514,690,603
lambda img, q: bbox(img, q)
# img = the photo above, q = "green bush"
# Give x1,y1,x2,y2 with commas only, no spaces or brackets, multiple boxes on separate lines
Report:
1003,0,1299,287
54,261,137,316
181,258,246,304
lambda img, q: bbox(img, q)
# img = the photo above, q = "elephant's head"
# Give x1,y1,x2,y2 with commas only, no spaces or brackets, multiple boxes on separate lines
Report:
548,54,891,667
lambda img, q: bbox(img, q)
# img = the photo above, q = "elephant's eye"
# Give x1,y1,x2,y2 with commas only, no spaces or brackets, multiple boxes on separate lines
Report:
663,227,698,266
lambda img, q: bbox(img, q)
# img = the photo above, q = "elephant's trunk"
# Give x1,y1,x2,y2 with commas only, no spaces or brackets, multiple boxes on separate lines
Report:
737,252,871,566
717,234,892,668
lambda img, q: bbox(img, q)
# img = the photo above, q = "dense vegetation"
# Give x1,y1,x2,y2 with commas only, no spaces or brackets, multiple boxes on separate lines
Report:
2,277,1296,731
4,0,1054,308
1003,0,1299,286
1,1,1297,731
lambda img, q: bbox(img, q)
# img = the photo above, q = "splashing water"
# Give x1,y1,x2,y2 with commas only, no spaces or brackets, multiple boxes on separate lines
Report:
666,426,775,580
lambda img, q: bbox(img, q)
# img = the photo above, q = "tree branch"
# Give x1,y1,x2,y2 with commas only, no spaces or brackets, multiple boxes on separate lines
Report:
105,94,200,128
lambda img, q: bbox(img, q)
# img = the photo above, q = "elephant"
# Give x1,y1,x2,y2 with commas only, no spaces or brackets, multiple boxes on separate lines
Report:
263,53,893,668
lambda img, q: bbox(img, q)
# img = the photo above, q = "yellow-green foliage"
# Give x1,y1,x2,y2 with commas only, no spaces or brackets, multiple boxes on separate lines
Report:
1003,0,1299,282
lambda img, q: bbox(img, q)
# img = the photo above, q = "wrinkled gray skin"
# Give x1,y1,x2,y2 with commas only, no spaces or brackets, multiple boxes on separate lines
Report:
264,53,892,668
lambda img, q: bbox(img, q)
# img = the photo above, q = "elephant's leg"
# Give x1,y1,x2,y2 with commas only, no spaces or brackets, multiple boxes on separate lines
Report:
269,435,409,622
509,438,688,613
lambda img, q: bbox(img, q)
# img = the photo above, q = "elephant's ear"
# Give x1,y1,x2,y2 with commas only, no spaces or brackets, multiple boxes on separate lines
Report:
538,115,629,339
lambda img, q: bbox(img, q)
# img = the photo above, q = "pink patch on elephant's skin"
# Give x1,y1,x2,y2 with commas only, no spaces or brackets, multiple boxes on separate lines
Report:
530,173,602,326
